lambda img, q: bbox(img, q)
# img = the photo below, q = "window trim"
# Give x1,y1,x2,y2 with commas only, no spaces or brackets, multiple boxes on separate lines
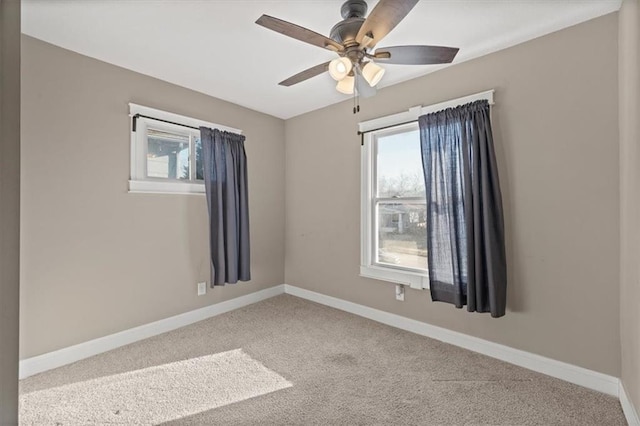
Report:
128,103,241,195
359,90,495,290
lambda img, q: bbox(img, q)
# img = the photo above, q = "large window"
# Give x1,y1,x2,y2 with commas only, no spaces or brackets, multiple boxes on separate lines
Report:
128,103,240,195
361,121,429,289
375,125,427,270
360,91,494,290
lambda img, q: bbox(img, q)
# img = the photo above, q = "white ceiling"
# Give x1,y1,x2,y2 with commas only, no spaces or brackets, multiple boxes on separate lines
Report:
23,0,621,119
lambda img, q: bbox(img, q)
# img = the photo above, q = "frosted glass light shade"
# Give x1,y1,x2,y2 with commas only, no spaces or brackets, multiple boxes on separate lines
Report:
329,57,353,81
336,75,355,94
362,62,385,87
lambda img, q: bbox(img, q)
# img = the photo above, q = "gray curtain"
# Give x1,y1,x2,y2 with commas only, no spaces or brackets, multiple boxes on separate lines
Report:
200,127,251,286
418,100,506,317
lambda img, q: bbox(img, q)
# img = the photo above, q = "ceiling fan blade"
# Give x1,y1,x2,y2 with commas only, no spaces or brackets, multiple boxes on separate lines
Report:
354,66,377,98
374,45,459,65
355,0,419,48
256,15,344,53
279,61,331,87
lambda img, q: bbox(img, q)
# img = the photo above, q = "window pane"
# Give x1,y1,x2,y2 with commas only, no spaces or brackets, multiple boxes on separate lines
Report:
377,202,427,271
194,136,203,180
376,129,425,198
147,129,190,180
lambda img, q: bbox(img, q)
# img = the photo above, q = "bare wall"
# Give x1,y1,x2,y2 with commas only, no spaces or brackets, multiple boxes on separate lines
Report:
619,0,640,414
285,14,620,376
1,0,21,422
20,36,285,358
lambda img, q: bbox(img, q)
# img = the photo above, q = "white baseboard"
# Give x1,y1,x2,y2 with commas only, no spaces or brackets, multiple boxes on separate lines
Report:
19,284,285,379
283,284,620,397
621,382,640,426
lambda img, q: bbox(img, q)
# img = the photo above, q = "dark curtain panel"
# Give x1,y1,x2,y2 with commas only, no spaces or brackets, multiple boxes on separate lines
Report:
418,100,506,317
200,127,251,286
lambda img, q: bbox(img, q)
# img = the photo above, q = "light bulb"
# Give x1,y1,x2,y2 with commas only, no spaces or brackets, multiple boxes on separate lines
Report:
362,62,385,87
336,75,355,94
329,57,353,81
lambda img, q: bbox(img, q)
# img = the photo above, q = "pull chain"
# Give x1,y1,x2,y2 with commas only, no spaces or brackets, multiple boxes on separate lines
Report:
352,71,362,114
353,89,356,114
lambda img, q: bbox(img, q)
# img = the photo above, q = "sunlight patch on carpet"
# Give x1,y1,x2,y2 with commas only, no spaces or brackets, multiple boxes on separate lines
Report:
19,349,292,424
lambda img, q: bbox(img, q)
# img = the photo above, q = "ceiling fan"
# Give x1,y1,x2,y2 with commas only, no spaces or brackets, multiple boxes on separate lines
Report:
255,0,459,98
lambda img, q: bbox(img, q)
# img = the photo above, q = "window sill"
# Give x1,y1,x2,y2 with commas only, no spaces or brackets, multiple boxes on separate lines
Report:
128,180,205,195
360,265,429,290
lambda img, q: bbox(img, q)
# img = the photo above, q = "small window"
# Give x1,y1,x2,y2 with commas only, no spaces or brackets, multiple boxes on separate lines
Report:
128,104,240,195
361,122,429,289
146,128,200,181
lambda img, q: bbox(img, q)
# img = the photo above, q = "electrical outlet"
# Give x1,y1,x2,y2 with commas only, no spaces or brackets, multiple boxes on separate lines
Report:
395,284,405,301
197,282,207,296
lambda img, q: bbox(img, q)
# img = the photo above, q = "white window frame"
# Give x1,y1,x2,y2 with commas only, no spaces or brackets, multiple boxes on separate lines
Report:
360,113,429,290
359,90,495,290
128,103,242,195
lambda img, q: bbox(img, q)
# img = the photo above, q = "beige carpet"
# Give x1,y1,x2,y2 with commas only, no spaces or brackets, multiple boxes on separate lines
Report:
20,294,626,425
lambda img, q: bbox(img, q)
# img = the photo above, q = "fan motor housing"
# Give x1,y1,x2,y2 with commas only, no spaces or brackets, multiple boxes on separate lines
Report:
330,0,368,47
330,18,365,46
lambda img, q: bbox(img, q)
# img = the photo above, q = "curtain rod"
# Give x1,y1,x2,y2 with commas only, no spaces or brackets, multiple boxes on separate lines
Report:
131,113,200,132
357,119,418,146
357,119,417,137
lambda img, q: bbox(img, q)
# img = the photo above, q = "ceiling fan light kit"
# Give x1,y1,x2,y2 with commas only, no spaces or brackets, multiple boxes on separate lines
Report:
328,57,353,81
256,0,459,110
336,75,356,94
361,61,385,87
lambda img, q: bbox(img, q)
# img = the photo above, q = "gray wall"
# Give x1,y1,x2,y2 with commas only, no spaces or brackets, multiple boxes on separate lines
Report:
1,0,21,423
619,0,640,415
285,14,621,376
20,36,285,358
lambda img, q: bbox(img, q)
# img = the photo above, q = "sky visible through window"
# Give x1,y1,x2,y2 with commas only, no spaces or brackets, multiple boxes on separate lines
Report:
376,129,424,198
